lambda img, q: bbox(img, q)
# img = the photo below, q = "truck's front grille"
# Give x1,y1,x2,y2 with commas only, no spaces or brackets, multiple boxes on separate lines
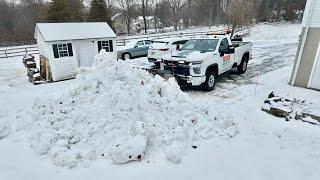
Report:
163,60,190,76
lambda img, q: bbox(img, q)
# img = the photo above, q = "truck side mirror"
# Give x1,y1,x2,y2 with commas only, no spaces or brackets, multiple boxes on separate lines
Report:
228,46,235,53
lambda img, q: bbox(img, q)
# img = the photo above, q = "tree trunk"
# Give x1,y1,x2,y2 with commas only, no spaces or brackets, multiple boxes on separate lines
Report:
143,16,147,33
142,1,147,33
127,17,131,34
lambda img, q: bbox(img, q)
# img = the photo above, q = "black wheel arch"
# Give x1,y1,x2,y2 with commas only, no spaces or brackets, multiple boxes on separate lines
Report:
242,52,250,61
122,52,131,59
206,64,219,75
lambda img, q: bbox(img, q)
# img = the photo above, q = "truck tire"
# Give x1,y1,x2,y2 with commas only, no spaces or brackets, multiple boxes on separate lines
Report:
203,69,217,91
237,56,248,74
122,53,131,60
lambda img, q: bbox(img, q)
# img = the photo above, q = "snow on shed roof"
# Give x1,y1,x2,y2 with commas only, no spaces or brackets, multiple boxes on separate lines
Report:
35,22,117,42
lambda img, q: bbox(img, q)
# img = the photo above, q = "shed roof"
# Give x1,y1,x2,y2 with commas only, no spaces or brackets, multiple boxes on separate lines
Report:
35,22,117,42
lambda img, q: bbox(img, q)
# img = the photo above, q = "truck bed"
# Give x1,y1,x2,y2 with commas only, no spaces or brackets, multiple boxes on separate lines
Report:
233,41,253,63
231,41,251,48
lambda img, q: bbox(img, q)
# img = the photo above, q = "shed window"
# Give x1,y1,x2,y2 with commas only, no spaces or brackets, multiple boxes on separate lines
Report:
52,43,73,58
98,40,113,52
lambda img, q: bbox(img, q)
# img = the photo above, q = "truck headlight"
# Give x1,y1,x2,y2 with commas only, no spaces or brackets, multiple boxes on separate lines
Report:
193,67,201,74
178,60,185,64
191,60,203,65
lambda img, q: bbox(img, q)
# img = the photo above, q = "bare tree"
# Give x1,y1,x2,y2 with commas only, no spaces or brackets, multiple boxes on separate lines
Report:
118,0,134,34
185,0,192,28
222,0,256,34
168,0,185,31
137,0,154,33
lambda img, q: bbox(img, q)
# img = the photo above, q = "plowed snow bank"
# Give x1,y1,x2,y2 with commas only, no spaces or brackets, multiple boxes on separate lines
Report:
29,50,238,167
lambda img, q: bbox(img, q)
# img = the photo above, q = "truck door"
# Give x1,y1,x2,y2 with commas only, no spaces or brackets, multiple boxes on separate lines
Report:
219,38,234,72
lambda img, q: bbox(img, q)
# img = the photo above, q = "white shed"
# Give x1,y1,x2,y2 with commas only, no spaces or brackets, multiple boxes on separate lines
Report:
35,22,117,81
290,0,320,90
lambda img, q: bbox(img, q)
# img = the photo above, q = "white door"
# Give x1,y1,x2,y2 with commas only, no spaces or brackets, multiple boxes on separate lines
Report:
309,43,320,90
219,38,235,73
77,42,95,67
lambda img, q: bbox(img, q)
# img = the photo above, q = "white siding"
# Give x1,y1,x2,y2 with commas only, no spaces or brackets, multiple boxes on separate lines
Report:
309,43,320,90
303,0,320,27
43,38,117,82
310,0,320,27
47,42,78,81
50,57,78,81
36,29,50,59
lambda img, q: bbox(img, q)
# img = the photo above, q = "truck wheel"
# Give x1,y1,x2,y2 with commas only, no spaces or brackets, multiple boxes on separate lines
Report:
237,57,248,74
203,70,217,91
123,53,131,60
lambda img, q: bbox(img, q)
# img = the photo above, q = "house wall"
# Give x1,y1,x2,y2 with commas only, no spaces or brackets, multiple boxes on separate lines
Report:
309,44,320,89
290,0,320,89
292,27,320,88
310,0,320,27
46,40,78,82
36,29,50,59
45,38,117,81
74,38,117,67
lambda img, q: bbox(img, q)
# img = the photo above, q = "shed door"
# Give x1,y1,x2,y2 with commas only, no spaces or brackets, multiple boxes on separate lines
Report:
77,41,95,67
310,44,320,90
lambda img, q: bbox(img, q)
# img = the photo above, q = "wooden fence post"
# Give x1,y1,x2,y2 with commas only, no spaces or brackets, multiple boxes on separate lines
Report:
5,50,7,59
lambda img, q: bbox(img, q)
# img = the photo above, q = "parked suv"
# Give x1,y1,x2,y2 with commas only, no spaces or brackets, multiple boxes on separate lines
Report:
148,37,189,65
117,39,153,60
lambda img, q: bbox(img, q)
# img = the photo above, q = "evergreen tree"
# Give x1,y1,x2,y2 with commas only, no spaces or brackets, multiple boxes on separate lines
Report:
89,0,107,22
89,0,113,28
48,0,71,22
65,0,85,22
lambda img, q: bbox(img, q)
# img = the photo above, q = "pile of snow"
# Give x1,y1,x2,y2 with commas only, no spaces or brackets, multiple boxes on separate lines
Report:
28,50,238,168
0,120,10,140
112,134,147,164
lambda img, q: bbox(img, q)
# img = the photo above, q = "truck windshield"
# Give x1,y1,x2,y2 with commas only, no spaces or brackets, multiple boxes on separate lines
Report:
181,39,219,52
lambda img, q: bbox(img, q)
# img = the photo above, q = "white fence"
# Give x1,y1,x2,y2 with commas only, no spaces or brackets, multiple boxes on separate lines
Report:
0,45,39,59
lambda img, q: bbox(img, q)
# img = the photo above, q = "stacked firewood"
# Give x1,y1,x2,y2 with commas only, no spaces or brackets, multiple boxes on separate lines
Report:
22,55,43,84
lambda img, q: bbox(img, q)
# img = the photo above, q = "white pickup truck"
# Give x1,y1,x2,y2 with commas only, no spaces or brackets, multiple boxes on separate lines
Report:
160,35,252,91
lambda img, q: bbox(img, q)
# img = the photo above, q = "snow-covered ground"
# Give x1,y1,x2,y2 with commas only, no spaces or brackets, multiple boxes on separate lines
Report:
1,23,320,180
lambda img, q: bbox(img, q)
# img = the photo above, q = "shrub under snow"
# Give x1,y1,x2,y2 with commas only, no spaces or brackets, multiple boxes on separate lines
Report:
30,50,238,167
